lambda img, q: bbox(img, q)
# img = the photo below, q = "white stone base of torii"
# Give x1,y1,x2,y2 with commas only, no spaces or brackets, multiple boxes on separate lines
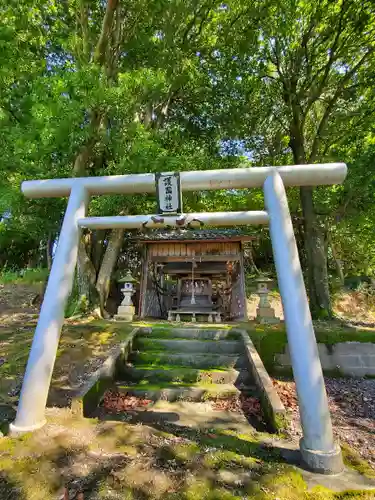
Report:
11,163,347,474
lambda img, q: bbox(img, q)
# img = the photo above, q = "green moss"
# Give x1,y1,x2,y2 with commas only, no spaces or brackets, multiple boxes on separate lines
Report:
0,413,373,500
181,428,281,461
243,323,375,372
248,326,288,372
134,337,237,352
0,434,64,499
183,479,243,500
316,308,331,320
133,338,176,352
132,362,229,373
315,328,375,345
203,449,261,469
82,377,113,416
271,409,289,433
118,381,190,390
124,365,231,384
246,466,374,499
172,442,201,463
341,443,375,479
117,381,235,393
132,352,232,369
247,467,308,499
202,386,238,400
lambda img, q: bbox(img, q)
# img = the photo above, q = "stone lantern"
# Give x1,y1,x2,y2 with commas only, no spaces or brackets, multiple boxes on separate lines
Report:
255,276,279,324
114,271,137,322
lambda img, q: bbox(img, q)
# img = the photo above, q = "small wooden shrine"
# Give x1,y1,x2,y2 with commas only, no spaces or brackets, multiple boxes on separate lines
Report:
137,229,252,322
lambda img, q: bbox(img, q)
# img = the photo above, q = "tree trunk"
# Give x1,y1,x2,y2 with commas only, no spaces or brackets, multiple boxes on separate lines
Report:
327,231,344,286
46,233,54,271
333,257,344,287
77,236,98,311
96,229,124,317
66,0,124,315
289,126,332,319
247,242,259,274
300,187,332,318
91,229,107,273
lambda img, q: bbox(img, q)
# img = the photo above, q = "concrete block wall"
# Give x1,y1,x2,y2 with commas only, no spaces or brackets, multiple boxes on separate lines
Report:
276,342,375,377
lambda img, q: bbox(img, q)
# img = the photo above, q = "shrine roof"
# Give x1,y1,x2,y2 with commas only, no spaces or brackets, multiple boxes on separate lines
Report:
136,229,255,243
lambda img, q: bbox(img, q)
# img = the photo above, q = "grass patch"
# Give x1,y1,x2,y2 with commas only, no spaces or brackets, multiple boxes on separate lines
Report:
0,268,49,285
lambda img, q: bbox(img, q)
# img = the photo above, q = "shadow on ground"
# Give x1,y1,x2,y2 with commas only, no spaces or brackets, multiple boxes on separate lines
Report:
0,405,374,499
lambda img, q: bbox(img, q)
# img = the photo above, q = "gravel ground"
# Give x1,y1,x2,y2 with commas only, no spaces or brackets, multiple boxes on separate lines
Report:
273,377,375,468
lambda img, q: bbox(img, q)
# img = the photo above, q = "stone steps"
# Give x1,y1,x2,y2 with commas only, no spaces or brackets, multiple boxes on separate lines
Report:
110,326,257,408
133,337,243,355
119,364,250,385
114,381,256,402
84,326,285,434
128,351,247,369
139,328,241,340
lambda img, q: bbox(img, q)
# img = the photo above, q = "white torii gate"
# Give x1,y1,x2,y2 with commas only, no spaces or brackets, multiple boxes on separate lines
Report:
11,163,347,474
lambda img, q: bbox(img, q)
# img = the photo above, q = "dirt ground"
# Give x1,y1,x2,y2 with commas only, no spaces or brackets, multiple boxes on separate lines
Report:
0,283,134,411
273,377,375,470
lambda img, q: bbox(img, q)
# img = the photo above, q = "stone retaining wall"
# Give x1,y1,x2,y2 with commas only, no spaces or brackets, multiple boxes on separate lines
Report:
71,327,139,416
276,342,375,377
239,330,287,431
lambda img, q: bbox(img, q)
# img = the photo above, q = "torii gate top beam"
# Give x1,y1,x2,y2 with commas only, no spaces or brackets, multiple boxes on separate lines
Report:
21,163,347,198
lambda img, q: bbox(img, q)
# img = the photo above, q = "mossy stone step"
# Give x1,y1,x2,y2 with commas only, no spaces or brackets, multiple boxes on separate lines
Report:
129,351,247,369
119,364,247,385
139,328,241,340
115,381,256,402
133,337,243,355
